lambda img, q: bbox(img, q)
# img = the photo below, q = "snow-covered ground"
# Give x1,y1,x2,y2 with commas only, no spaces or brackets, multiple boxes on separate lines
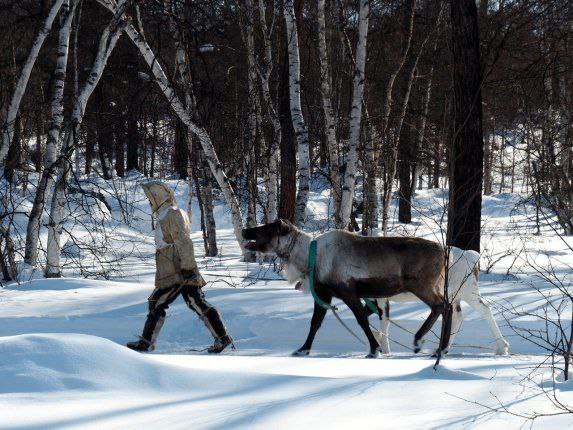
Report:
2,176,573,429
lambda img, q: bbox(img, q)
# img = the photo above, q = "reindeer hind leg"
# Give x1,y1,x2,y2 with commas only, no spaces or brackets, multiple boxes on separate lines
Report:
467,295,509,355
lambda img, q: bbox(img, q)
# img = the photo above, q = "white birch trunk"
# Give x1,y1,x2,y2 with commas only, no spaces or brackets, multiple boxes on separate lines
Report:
115,18,246,246
0,0,66,165
362,113,379,234
257,0,279,222
45,0,130,277
202,174,218,255
284,0,310,227
25,0,77,267
194,149,218,256
317,0,341,226
244,0,259,232
161,0,244,248
72,0,82,174
339,0,370,229
169,6,195,222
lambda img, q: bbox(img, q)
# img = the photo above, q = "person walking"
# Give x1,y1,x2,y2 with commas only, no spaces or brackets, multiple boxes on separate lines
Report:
127,181,233,353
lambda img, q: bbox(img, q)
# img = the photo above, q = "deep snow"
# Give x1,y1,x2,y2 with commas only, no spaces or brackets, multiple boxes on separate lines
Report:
2,176,573,429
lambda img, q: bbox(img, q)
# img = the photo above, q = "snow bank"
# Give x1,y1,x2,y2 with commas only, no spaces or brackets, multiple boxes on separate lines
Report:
0,333,201,393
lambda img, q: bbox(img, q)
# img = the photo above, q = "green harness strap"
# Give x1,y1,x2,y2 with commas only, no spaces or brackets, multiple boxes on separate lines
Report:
308,240,335,310
363,297,379,315
308,239,378,315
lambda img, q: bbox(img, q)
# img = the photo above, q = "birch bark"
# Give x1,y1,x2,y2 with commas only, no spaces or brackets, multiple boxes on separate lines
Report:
257,0,280,222
45,0,130,277
0,0,66,165
317,0,341,226
169,3,196,221
283,0,310,227
244,0,260,231
148,0,245,247
25,0,78,267
117,16,246,246
339,0,370,229
195,149,218,257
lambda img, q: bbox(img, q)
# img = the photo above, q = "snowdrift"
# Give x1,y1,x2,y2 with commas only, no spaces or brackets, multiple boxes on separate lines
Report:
0,333,202,393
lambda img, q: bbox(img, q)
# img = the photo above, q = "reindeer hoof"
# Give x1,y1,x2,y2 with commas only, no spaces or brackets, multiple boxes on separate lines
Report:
431,348,448,358
413,339,425,354
292,349,310,357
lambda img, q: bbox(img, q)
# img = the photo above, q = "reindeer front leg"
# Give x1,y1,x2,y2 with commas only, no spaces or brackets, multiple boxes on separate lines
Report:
336,280,382,358
293,287,332,356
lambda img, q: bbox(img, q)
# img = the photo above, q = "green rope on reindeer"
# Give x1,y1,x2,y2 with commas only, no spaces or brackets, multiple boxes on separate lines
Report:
308,240,337,311
308,239,378,314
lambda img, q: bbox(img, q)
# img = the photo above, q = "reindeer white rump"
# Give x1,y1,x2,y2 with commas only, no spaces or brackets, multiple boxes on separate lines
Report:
374,246,509,355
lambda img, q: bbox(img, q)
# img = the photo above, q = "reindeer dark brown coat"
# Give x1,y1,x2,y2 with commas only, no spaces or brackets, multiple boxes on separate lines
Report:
242,220,453,358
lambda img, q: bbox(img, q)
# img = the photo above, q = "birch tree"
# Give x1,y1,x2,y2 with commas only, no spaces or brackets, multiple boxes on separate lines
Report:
45,0,131,277
25,0,78,267
0,0,66,166
317,0,341,226
194,147,218,257
97,0,247,247
284,0,310,227
240,0,260,262
257,0,280,222
339,0,370,229
169,3,196,221
243,0,261,231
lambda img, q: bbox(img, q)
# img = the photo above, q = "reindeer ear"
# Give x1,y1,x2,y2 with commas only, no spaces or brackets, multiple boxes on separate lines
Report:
276,219,291,236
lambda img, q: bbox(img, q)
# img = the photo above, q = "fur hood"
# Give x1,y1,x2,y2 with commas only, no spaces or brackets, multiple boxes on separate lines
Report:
141,181,176,214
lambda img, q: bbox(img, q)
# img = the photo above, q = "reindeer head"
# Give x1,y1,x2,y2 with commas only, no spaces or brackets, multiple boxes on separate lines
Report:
242,219,294,254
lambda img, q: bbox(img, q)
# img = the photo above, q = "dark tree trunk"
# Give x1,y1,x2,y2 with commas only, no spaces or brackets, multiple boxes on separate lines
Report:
173,119,189,179
483,133,493,195
85,119,95,175
97,87,112,180
98,127,112,180
34,110,44,172
447,0,484,252
398,116,414,223
126,109,139,172
432,137,441,188
278,4,296,222
5,115,22,184
150,118,157,178
114,117,125,178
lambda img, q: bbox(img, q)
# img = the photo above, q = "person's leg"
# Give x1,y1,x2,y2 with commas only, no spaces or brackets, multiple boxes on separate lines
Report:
127,285,182,352
182,285,233,353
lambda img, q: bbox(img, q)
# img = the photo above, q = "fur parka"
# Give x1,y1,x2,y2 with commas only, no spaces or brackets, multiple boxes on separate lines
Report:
142,182,204,289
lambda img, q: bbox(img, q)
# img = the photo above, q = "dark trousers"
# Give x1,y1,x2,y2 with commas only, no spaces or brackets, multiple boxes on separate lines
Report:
141,284,229,345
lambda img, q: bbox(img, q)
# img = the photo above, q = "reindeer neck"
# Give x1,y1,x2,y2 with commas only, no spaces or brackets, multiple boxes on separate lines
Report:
286,231,312,274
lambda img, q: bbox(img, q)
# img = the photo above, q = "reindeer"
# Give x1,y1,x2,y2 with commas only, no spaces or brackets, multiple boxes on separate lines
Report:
242,219,453,358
